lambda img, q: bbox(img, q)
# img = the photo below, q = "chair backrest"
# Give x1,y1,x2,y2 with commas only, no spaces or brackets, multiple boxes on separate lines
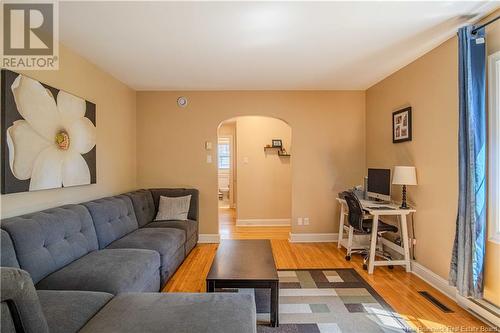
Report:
1,267,49,333
341,191,366,232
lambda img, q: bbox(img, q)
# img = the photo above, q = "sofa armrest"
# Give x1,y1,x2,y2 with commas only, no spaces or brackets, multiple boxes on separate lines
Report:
149,188,199,221
1,267,49,333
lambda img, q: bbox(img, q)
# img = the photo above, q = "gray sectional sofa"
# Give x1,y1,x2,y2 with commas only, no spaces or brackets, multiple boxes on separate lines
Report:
0,188,257,333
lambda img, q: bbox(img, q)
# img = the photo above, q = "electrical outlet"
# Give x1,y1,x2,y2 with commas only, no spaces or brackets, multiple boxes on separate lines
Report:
297,218,303,226
303,217,310,225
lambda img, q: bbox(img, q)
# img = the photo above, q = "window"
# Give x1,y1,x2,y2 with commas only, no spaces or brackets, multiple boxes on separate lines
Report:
488,51,500,244
218,141,230,169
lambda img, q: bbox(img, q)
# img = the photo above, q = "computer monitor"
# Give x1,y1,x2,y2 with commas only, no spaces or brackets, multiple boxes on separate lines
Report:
367,168,391,201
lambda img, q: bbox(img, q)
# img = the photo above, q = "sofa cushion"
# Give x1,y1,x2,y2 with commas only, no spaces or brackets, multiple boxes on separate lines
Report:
124,189,155,227
163,246,185,284
144,219,198,239
38,290,112,333
80,292,257,333
83,195,139,249
1,230,20,268
1,205,98,283
185,233,198,255
106,228,185,285
150,188,199,221
36,249,160,294
1,268,49,333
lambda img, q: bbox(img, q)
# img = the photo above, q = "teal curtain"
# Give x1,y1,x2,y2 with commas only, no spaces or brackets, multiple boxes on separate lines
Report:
449,25,487,298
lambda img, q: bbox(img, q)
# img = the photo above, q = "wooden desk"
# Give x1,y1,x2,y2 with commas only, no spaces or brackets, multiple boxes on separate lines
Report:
336,198,415,274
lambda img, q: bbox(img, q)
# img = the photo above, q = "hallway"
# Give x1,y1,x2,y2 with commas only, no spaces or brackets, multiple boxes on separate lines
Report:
219,207,291,240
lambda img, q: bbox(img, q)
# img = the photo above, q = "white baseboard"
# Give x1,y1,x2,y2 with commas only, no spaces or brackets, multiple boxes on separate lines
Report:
457,295,500,327
236,218,291,226
411,261,457,300
411,261,499,327
198,234,220,243
289,233,338,243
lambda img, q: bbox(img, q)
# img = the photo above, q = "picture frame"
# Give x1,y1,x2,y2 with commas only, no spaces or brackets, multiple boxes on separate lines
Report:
1,69,97,194
272,139,282,148
392,107,412,143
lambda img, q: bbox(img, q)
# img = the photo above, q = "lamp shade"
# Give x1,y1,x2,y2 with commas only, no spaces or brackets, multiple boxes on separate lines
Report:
392,166,417,185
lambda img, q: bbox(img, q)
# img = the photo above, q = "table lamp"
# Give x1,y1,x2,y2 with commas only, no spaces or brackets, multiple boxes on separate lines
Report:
392,166,417,209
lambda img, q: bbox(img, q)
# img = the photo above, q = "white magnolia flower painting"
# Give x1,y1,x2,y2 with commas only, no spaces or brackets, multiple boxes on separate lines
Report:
1,70,96,194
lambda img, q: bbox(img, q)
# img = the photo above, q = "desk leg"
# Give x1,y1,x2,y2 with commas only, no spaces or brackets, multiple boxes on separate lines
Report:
270,281,279,327
368,214,379,274
338,204,345,248
400,214,411,272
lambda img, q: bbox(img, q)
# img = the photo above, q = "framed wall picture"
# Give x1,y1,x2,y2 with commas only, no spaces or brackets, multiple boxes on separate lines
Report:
272,139,282,148
392,107,412,143
1,69,96,194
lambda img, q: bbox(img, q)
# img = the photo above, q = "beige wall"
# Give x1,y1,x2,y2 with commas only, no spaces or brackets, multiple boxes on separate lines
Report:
235,116,291,221
365,9,500,306
136,91,366,234
1,44,137,218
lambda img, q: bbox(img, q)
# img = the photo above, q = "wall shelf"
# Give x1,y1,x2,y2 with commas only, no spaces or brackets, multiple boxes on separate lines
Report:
264,145,291,157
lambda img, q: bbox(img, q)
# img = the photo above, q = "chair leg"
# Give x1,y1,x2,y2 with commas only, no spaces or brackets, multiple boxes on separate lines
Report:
369,235,395,269
346,226,354,258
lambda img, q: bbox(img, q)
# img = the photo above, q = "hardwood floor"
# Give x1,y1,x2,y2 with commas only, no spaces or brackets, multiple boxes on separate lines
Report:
164,207,487,332
219,207,291,240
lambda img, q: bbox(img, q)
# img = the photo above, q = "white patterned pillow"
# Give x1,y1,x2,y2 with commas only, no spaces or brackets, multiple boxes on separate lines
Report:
155,195,192,221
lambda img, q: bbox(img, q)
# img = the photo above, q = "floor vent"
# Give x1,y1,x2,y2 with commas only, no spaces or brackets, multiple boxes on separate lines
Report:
418,291,454,313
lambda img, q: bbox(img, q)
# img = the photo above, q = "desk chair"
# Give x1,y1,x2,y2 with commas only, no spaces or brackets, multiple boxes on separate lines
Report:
340,191,399,270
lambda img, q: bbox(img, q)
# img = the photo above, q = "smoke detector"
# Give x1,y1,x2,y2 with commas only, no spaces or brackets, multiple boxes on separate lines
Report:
177,96,188,108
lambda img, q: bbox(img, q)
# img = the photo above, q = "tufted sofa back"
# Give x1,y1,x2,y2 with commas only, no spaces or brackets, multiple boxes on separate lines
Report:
1,230,20,268
83,195,139,249
124,189,155,227
1,205,98,284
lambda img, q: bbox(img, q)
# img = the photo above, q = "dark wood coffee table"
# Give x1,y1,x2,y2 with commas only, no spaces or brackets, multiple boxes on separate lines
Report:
206,239,279,327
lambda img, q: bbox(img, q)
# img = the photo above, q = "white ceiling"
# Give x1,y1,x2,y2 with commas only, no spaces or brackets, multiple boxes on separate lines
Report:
59,1,499,90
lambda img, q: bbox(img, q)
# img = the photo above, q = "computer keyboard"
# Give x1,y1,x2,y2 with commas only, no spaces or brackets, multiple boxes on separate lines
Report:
366,206,395,210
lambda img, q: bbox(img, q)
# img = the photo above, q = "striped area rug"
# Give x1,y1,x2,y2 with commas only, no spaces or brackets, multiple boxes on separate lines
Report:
253,268,414,333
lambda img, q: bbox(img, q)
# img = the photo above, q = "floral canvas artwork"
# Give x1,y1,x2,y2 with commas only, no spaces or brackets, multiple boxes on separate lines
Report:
1,69,96,194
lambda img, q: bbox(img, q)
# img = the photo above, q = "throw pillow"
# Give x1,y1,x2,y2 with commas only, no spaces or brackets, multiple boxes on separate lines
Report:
155,195,191,221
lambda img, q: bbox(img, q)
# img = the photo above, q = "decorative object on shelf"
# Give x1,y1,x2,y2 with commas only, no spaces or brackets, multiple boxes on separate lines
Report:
392,107,412,143
272,139,282,148
278,148,290,157
392,166,417,209
1,69,97,194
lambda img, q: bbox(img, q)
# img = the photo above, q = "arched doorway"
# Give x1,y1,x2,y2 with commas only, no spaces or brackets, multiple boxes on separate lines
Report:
217,116,292,240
